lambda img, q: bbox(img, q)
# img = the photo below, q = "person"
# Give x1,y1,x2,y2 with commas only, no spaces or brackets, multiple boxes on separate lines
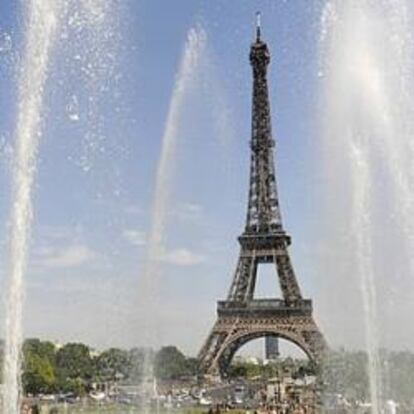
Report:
21,403,30,414
30,404,40,414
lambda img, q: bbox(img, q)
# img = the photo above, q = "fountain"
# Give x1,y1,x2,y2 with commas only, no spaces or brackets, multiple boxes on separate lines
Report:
2,2,61,412
139,25,207,411
2,1,119,412
320,0,414,411
3,1,414,412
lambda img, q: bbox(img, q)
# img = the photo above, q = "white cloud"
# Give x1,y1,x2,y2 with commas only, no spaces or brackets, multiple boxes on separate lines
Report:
174,202,203,221
161,248,205,266
39,225,82,241
123,229,146,246
37,245,97,268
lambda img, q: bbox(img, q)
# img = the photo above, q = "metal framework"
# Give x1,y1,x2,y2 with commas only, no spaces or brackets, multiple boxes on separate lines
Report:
198,18,326,378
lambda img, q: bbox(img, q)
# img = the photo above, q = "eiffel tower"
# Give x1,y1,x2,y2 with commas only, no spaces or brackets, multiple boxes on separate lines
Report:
198,15,326,377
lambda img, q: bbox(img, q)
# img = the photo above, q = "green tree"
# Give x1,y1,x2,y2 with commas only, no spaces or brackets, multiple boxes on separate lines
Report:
154,346,188,379
55,343,94,395
23,353,55,394
22,339,56,394
24,339,56,363
185,357,199,376
228,363,248,378
95,348,130,382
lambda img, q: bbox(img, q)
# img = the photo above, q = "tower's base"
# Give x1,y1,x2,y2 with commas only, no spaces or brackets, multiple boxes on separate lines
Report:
198,299,326,376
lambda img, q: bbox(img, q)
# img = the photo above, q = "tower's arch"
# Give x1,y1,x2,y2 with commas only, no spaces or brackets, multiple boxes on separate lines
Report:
200,317,325,377
218,329,314,374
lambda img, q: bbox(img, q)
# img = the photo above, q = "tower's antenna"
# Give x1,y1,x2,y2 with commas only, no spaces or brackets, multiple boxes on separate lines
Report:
256,11,261,41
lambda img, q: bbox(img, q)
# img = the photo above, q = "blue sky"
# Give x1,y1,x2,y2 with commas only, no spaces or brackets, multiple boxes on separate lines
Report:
0,0,413,357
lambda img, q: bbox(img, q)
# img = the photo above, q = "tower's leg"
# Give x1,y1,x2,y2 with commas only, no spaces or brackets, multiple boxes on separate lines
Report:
227,254,256,301
198,326,228,377
275,252,302,302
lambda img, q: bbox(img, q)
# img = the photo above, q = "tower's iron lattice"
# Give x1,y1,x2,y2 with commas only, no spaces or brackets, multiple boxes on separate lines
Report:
198,18,326,378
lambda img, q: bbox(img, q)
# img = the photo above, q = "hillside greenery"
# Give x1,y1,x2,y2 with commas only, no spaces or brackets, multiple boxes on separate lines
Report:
1,339,412,403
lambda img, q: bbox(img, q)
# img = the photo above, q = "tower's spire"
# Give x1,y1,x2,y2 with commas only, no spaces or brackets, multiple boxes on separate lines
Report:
246,14,282,234
256,11,261,41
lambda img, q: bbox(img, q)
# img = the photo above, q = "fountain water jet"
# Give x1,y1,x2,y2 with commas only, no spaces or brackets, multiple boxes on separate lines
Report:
320,0,414,411
349,141,382,413
139,25,207,411
2,1,61,413
2,1,120,411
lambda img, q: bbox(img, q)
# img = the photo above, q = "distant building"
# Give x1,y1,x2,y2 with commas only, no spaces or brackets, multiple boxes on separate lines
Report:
265,336,279,360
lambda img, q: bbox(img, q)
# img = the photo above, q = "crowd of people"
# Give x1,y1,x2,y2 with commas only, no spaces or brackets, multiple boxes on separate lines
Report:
21,403,58,414
207,402,317,414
